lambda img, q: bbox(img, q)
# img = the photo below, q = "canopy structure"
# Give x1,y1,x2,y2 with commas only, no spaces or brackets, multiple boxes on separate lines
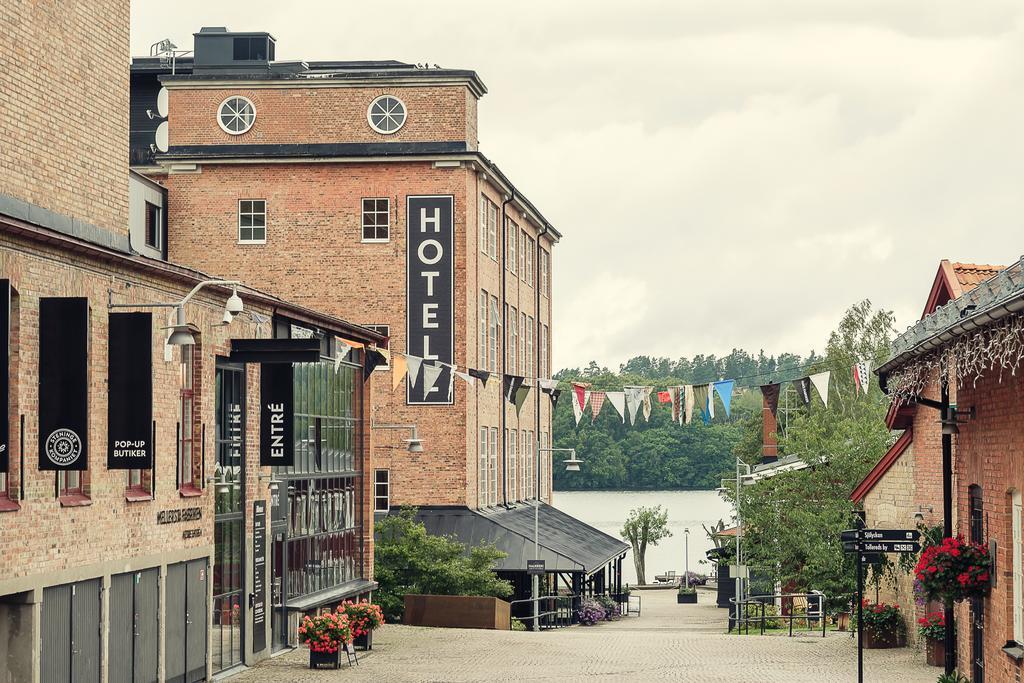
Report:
414,503,628,575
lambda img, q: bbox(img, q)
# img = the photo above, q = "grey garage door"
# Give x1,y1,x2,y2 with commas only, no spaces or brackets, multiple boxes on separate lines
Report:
109,568,159,683
167,558,209,683
41,579,101,683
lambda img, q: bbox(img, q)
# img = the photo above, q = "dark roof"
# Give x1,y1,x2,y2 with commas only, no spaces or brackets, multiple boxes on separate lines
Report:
414,504,628,575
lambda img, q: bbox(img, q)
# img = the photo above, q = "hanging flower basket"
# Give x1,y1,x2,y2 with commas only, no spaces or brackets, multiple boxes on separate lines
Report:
914,536,992,602
298,612,352,669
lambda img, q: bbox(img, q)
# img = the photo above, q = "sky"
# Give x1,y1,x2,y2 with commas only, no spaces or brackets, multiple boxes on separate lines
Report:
131,1,1024,373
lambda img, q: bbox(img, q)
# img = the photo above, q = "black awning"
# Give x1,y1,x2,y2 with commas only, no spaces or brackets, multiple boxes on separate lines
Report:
229,338,321,363
414,503,629,575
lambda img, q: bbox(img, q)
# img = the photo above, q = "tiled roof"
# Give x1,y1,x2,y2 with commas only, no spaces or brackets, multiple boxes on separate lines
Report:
951,262,1004,292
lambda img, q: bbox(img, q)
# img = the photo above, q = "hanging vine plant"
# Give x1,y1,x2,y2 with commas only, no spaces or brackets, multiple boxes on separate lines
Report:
914,536,992,602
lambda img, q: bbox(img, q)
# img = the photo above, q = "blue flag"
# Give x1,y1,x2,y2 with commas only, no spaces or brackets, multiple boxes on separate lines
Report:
713,380,735,417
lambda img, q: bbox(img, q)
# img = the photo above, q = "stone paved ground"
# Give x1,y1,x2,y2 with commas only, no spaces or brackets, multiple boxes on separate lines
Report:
233,588,939,682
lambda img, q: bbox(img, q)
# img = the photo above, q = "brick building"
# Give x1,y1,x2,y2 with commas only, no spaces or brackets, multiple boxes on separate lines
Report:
129,27,627,610
878,256,1024,681
851,261,1003,645
1,6,383,682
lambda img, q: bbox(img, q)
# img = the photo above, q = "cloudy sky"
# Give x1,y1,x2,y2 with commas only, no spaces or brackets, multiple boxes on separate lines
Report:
132,1,1024,372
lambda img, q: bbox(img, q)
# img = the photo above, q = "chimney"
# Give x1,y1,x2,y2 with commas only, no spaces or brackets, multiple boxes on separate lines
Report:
762,395,778,463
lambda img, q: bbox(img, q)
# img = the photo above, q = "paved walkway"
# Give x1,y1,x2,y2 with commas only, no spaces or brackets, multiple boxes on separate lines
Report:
233,588,939,682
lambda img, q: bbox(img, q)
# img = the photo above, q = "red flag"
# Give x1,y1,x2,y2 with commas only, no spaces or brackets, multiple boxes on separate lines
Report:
657,391,671,403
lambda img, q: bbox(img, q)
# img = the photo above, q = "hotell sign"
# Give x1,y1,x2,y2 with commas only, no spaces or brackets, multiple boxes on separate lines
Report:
156,507,202,525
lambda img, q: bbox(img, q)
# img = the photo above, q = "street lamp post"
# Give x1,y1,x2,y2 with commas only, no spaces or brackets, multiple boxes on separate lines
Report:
534,446,580,631
684,528,690,589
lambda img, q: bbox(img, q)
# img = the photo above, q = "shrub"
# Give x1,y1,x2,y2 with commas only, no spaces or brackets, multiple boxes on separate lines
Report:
298,612,352,654
915,536,992,602
577,599,606,626
936,673,970,683
685,571,707,586
742,602,782,629
917,611,945,640
595,595,618,619
511,617,527,632
858,600,904,639
339,600,385,639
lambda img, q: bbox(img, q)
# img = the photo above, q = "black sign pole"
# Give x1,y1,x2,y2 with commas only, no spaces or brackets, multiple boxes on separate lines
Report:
253,500,267,653
941,383,955,675
857,548,864,683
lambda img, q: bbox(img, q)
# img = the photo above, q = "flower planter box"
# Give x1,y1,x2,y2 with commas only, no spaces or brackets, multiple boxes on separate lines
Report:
353,630,373,650
677,592,698,604
925,637,945,667
309,649,341,669
862,629,906,649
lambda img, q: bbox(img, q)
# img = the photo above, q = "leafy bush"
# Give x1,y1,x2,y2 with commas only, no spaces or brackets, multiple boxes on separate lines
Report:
374,508,513,621
678,585,696,595
577,599,606,626
917,611,945,640
858,600,904,638
936,673,970,683
298,612,352,654
511,618,527,632
741,602,782,629
685,571,708,586
915,536,992,602
595,595,618,619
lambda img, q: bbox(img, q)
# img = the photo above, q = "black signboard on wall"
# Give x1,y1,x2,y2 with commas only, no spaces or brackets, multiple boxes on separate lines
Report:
259,363,294,466
253,499,267,653
107,313,153,469
39,298,89,471
406,195,454,405
0,280,9,473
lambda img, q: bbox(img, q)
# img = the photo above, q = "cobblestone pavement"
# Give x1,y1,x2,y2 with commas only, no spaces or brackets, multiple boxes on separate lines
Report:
232,588,939,682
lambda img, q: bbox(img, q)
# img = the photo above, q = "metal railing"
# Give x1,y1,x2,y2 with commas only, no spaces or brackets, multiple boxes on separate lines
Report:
509,594,576,631
730,591,827,637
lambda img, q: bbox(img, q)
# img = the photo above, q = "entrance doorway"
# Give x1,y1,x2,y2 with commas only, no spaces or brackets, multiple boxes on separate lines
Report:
213,362,246,673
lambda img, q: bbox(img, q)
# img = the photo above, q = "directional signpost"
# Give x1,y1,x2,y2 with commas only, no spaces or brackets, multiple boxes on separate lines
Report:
841,526,922,683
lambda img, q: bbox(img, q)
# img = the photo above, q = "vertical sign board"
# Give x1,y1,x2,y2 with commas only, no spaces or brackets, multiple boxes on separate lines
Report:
259,363,294,467
107,313,153,469
252,500,267,653
39,298,89,471
0,280,8,474
406,196,454,405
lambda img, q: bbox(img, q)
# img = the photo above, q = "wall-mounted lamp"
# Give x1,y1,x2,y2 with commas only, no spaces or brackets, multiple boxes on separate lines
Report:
109,279,244,342
371,422,423,453
913,505,934,523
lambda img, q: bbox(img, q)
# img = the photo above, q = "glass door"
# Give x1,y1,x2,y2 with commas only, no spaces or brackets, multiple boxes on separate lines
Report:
213,363,246,673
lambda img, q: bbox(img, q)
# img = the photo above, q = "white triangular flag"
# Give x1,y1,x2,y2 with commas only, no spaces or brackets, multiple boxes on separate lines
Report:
854,361,871,395
455,370,477,388
625,386,645,425
406,354,423,387
606,391,626,423
642,386,654,422
422,363,443,399
683,385,694,425
334,341,352,371
537,378,559,391
809,371,831,408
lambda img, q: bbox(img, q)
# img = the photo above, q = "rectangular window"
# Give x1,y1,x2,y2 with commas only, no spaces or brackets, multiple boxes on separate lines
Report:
233,36,268,61
508,306,517,374
520,312,527,377
59,470,83,497
478,428,488,507
479,291,488,368
526,236,535,285
519,229,527,279
1014,490,1023,643
144,201,161,249
507,429,517,501
179,343,198,491
522,429,530,499
527,316,535,378
238,199,267,243
361,198,390,242
374,469,390,512
487,201,498,259
488,427,498,504
540,431,549,500
479,197,488,254
489,296,499,372
541,249,550,297
362,325,390,369
506,221,517,274
541,325,549,378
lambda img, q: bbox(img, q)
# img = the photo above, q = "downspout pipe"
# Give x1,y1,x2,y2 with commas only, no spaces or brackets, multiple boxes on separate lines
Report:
501,189,515,507
536,223,549,503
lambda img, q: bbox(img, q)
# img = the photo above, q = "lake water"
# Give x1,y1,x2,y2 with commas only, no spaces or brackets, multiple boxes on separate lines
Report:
551,490,733,586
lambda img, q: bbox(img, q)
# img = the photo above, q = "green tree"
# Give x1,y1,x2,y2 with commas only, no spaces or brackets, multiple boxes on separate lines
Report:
374,508,513,621
621,505,672,585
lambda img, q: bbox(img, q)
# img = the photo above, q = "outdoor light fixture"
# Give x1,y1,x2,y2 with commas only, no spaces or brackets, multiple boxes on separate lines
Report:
109,279,243,344
166,306,195,346
225,287,244,315
219,310,234,326
371,422,423,453
562,451,583,472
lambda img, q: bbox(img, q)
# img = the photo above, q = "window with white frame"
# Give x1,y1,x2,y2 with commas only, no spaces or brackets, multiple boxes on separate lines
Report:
489,296,499,372
526,236,535,284
519,229,527,279
363,325,389,368
507,429,517,501
541,249,550,297
522,429,532,499
1014,489,1023,643
479,428,489,507
238,199,266,243
361,198,390,242
486,200,498,259
479,291,488,368
541,325,549,379
526,316,535,378
508,306,517,374
488,427,498,504
479,197,488,254
519,311,527,376
540,432,549,499
374,469,390,512
506,221,517,274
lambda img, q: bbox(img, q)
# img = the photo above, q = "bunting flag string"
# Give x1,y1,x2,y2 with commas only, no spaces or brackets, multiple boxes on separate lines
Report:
468,368,491,387
547,388,563,409
454,369,476,388
809,371,830,408
853,361,871,395
606,391,626,423
713,380,735,418
590,391,606,424
505,375,526,406
760,383,781,417
682,385,694,425
668,387,681,423
792,377,811,406
641,386,654,422
513,385,531,415
624,386,645,425
392,353,409,391
405,354,424,388
571,382,591,426
693,384,710,425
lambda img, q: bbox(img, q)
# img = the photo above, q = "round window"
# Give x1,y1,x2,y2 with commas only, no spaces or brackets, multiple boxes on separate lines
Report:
218,96,256,135
367,95,407,134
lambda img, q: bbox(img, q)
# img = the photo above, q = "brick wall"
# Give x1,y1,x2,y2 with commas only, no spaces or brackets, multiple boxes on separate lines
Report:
165,85,476,149
0,0,129,233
